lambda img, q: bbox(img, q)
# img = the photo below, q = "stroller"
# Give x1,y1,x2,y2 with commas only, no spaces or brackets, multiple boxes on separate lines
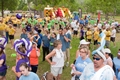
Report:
41,71,55,80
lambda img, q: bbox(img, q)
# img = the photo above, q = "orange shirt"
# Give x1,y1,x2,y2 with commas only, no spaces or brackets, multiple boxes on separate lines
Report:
29,48,40,65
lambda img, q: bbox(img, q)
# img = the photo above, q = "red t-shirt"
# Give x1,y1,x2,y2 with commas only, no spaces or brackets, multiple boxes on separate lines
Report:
29,48,40,65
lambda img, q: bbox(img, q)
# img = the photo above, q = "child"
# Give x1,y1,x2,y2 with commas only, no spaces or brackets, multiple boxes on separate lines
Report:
19,63,40,80
0,45,7,80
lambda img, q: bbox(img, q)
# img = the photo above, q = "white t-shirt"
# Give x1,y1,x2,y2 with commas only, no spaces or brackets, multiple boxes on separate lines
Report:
73,23,79,31
111,29,116,37
105,23,110,29
70,21,76,28
97,23,102,29
51,49,64,67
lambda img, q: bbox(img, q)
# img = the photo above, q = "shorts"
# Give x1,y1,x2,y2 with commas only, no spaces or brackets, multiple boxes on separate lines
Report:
51,67,63,76
9,35,14,40
42,26,44,28
111,37,115,42
73,30,78,35
0,70,7,76
105,40,110,48
87,39,91,42
94,40,98,45
13,24,17,27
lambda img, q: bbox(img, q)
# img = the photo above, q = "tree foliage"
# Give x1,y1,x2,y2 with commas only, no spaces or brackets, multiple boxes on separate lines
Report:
0,0,18,16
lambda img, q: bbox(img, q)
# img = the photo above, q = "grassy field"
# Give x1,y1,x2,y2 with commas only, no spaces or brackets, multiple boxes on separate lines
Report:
5,17,120,80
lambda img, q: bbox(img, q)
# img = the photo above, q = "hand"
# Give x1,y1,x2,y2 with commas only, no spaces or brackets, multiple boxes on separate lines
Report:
50,62,56,65
70,64,74,68
12,66,16,72
74,71,81,75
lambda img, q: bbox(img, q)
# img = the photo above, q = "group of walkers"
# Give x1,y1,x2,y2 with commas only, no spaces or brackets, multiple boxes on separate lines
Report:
0,14,120,80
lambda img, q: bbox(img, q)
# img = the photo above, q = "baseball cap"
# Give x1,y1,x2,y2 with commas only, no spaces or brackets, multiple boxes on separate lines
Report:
104,48,111,54
80,39,90,45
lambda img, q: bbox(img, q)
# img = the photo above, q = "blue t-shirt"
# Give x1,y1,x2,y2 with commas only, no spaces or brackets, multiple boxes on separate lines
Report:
37,33,43,45
65,33,71,48
20,33,28,39
19,72,40,80
75,56,92,78
49,37,56,51
79,20,85,25
42,35,49,47
0,53,7,72
59,35,67,52
113,57,120,79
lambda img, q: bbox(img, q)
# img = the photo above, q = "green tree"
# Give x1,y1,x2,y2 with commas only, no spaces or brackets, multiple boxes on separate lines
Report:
83,0,120,20
0,0,18,17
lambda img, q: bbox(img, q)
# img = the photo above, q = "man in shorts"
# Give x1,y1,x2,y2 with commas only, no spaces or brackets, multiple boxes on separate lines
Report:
111,26,116,47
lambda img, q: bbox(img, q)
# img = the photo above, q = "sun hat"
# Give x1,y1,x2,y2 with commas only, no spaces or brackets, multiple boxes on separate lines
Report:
104,48,111,54
80,39,90,45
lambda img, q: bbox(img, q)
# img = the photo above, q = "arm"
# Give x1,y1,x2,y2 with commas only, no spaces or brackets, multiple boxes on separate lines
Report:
45,50,56,65
36,49,40,57
107,60,113,68
76,50,79,59
0,59,4,67
12,66,21,77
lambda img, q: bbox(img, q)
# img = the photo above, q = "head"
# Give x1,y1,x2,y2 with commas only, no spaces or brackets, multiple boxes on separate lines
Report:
104,48,112,58
27,32,33,38
51,32,56,38
117,49,120,59
79,39,90,48
8,22,13,28
18,45,26,58
59,28,63,35
0,47,4,55
92,51,105,68
44,30,49,35
19,63,30,76
53,40,62,49
32,42,37,48
22,28,26,33
64,27,68,33
79,46,89,58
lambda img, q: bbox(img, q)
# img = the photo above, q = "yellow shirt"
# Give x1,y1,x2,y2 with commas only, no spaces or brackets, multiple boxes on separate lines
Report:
94,31,99,40
86,31,92,39
97,36,101,43
105,31,111,41
12,20,17,24
8,27,15,35
0,23,6,31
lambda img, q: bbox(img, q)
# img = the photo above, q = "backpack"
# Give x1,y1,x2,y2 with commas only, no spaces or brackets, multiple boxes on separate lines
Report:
41,71,55,80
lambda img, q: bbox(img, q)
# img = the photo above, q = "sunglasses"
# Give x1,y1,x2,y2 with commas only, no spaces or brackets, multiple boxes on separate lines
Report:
93,57,101,61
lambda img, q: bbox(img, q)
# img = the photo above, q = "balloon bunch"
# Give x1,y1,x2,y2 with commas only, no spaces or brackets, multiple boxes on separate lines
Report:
0,37,7,49
92,32,106,61
14,38,32,56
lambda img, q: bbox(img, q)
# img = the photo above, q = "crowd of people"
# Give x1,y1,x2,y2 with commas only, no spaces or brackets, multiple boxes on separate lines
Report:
0,14,120,80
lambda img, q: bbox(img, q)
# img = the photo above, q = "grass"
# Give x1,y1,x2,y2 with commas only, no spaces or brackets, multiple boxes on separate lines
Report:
4,16,120,80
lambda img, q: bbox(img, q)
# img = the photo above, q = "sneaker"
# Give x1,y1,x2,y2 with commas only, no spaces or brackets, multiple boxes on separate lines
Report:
11,47,13,49
66,62,69,67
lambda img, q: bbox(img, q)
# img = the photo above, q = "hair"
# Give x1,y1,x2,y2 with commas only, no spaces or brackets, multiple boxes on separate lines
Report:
0,46,4,55
53,32,57,38
45,30,49,34
22,28,26,32
53,40,62,48
20,63,30,71
79,46,89,55
18,46,26,54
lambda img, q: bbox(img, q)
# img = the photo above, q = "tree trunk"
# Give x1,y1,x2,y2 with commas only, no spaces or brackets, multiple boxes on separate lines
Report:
1,0,4,17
